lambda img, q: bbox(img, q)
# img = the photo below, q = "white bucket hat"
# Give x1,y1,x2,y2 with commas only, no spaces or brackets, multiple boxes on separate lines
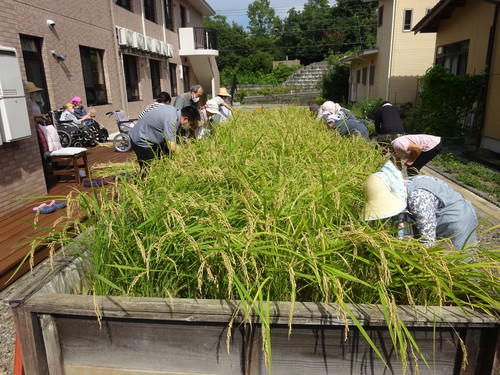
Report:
205,99,220,115
362,174,406,221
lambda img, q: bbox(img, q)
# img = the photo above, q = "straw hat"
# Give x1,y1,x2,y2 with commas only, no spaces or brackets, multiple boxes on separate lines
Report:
27,81,44,93
217,87,231,97
362,174,406,221
205,99,220,115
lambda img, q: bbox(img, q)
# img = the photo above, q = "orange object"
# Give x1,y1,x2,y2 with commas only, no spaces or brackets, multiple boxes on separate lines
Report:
14,332,24,375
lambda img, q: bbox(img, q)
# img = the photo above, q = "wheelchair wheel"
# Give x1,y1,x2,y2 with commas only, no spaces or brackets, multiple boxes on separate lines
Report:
58,131,71,147
113,133,131,152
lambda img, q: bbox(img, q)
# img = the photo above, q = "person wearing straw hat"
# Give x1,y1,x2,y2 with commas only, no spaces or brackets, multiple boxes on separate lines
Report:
362,161,478,250
213,87,234,121
27,81,44,115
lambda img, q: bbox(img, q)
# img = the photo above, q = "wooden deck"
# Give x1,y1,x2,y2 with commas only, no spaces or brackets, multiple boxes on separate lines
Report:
0,144,136,291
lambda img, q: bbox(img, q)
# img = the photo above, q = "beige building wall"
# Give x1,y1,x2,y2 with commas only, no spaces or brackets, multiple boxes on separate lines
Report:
432,0,492,75
0,0,219,216
346,0,437,105
482,5,500,148
431,0,499,150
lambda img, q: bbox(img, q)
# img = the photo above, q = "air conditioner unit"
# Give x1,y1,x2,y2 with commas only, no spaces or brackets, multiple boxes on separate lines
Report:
160,42,168,56
166,43,174,58
116,27,128,46
134,32,146,51
155,40,162,55
127,29,136,48
146,36,155,53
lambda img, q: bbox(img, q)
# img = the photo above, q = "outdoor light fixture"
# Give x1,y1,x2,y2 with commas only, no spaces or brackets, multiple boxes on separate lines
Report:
50,50,67,61
47,19,56,27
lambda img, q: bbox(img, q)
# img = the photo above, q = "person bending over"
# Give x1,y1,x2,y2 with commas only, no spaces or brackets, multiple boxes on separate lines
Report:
129,105,201,174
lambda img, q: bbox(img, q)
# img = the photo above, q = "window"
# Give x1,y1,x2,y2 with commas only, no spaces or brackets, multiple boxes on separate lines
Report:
403,9,413,31
436,40,469,75
362,67,367,85
164,0,173,31
144,0,155,22
182,66,190,93
150,59,161,99
123,55,140,101
79,46,108,105
369,65,375,85
115,0,131,10
180,6,187,27
356,70,361,84
20,35,50,113
169,63,177,97
378,5,384,27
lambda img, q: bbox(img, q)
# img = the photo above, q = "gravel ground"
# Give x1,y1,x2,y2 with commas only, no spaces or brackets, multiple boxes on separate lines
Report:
0,173,498,374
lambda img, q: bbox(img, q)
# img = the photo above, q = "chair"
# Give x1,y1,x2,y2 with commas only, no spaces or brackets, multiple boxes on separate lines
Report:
36,123,89,183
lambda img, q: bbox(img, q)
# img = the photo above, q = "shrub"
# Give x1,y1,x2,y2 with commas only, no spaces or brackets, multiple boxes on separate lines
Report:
404,65,483,136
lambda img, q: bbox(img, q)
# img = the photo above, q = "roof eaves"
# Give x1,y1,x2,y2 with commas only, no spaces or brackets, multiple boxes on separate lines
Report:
413,0,467,34
340,48,379,62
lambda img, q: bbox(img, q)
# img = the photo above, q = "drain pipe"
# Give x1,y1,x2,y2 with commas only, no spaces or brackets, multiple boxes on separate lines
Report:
386,0,397,101
109,0,128,115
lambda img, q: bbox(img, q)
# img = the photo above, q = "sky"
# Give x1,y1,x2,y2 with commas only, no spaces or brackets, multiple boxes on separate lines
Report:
207,0,337,30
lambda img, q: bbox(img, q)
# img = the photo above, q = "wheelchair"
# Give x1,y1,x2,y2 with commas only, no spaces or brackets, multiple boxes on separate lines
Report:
106,110,137,152
49,110,97,147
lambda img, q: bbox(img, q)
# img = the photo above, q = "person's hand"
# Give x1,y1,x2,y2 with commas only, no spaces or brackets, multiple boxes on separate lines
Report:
89,108,96,116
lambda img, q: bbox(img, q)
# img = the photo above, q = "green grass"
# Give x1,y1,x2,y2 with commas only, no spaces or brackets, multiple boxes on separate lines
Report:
430,152,500,201
32,106,500,374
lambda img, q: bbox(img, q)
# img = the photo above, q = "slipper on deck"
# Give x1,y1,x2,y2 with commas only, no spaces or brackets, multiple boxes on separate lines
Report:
47,200,67,209
32,203,57,214
83,179,109,187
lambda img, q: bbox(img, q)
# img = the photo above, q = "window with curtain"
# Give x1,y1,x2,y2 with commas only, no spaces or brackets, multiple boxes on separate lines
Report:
436,40,469,75
164,0,173,31
369,65,375,85
169,63,177,97
123,54,140,101
20,34,50,113
144,0,155,22
150,59,161,99
362,67,367,85
79,46,108,105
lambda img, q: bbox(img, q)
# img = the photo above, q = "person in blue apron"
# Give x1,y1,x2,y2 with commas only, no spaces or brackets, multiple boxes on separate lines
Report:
362,161,478,250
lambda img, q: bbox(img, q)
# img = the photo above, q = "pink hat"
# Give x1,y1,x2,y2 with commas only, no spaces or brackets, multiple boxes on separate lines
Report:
71,96,82,105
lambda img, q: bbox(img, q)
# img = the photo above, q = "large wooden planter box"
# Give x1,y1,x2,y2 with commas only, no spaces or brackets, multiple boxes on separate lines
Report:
3,254,499,375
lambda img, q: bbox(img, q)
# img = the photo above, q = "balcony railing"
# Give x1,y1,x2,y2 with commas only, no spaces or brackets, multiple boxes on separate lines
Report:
193,27,217,50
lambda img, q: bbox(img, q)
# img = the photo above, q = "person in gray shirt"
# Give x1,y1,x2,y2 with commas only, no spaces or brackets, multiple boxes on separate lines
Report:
173,84,203,110
129,105,200,173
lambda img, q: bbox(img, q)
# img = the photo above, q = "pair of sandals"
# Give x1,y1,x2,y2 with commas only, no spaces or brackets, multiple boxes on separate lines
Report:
32,200,67,214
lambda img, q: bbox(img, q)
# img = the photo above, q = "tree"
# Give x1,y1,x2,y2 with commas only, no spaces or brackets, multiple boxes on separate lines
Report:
247,0,281,37
203,15,250,83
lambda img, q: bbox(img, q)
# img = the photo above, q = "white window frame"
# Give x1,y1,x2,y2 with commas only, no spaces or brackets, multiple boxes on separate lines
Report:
403,9,413,32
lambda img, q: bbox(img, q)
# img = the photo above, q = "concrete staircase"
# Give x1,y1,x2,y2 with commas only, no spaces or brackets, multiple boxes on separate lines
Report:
283,61,330,91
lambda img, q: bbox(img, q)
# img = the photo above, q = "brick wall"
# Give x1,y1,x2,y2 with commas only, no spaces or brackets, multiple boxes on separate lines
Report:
0,0,217,216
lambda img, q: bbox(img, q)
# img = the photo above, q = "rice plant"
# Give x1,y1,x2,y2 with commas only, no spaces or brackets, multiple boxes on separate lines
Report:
37,106,500,373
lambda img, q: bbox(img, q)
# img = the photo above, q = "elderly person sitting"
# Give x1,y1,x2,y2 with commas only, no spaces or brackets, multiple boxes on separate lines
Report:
59,102,92,129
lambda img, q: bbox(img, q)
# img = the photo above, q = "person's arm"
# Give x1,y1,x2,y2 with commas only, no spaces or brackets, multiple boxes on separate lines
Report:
407,189,440,245
405,144,423,166
220,101,234,112
167,140,178,152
